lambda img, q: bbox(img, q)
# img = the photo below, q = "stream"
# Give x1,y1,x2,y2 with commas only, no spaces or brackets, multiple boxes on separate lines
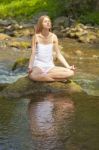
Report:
0,38,99,150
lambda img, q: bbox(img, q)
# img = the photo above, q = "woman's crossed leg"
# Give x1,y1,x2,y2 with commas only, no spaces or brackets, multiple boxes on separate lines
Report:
28,66,74,82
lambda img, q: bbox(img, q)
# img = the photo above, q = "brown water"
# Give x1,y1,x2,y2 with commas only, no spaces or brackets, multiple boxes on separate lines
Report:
0,38,99,150
61,38,99,96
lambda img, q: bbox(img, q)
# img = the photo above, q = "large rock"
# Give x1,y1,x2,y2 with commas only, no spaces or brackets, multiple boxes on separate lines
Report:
7,39,31,49
0,83,8,91
12,57,29,71
53,16,69,28
0,76,83,98
0,33,11,40
0,19,12,26
13,27,34,37
78,33,97,43
65,23,98,43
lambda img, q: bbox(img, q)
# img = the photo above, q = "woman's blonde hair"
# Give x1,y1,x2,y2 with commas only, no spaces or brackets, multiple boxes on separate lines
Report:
35,15,52,33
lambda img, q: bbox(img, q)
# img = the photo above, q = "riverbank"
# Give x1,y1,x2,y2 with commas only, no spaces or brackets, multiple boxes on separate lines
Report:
0,17,99,50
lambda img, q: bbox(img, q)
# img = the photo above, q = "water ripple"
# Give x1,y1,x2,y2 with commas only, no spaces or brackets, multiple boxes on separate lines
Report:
74,72,99,96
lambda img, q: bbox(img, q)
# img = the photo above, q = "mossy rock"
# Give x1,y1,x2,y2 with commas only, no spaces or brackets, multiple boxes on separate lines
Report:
87,33,97,40
75,31,84,38
75,23,86,29
0,83,9,91
14,27,34,37
0,33,11,40
78,35,90,43
12,57,29,71
75,30,88,38
0,28,5,33
8,40,31,49
68,32,76,38
96,30,99,37
0,75,83,98
78,33,97,43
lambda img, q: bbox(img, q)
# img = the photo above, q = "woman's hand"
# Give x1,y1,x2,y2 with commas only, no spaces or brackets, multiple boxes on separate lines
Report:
28,67,33,74
68,65,76,71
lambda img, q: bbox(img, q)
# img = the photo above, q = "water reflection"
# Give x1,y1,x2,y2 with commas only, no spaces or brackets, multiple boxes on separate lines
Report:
28,93,75,149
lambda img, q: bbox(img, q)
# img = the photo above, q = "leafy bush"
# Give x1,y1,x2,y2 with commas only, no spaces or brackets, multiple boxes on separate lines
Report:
0,0,99,25
0,0,64,20
79,12,99,25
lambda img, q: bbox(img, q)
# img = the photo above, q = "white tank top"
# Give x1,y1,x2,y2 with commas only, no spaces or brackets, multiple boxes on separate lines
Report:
33,34,55,68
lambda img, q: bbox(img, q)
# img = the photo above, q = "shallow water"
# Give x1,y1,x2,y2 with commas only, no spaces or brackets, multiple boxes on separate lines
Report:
61,38,99,96
0,47,29,83
0,38,99,150
0,93,99,150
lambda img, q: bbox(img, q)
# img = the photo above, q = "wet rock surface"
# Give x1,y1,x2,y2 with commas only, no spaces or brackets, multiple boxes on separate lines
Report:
0,76,83,98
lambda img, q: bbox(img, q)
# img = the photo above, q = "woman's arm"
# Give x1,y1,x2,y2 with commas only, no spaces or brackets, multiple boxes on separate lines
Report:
53,34,71,68
28,35,36,73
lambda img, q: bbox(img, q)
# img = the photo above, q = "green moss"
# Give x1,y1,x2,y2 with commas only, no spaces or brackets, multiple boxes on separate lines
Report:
8,41,30,49
0,76,83,98
12,57,29,71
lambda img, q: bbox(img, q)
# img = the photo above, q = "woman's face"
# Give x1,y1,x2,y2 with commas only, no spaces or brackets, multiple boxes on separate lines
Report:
42,17,51,30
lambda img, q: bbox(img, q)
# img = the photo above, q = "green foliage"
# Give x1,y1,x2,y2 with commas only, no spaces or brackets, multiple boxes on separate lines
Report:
0,0,38,19
79,12,99,25
0,0,64,20
0,0,99,24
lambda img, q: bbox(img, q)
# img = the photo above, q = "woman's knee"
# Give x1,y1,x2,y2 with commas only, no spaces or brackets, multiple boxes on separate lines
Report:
68,70,74,77
64,69,74,78
28,72,35,80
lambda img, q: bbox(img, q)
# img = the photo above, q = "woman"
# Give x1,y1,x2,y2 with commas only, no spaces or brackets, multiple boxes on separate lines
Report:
28,15,75,82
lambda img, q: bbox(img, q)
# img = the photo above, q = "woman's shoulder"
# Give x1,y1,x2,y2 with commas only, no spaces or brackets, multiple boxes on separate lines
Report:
51,32,58,39
51,32,58,42
32,33,40,40
31,34,39,43
32,33,40,38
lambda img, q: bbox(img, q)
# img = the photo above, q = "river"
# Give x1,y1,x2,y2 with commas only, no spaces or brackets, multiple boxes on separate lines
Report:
0,38,99,150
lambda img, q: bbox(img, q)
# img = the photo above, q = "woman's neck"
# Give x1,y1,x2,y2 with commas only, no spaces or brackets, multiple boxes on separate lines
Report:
41,29,50,38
